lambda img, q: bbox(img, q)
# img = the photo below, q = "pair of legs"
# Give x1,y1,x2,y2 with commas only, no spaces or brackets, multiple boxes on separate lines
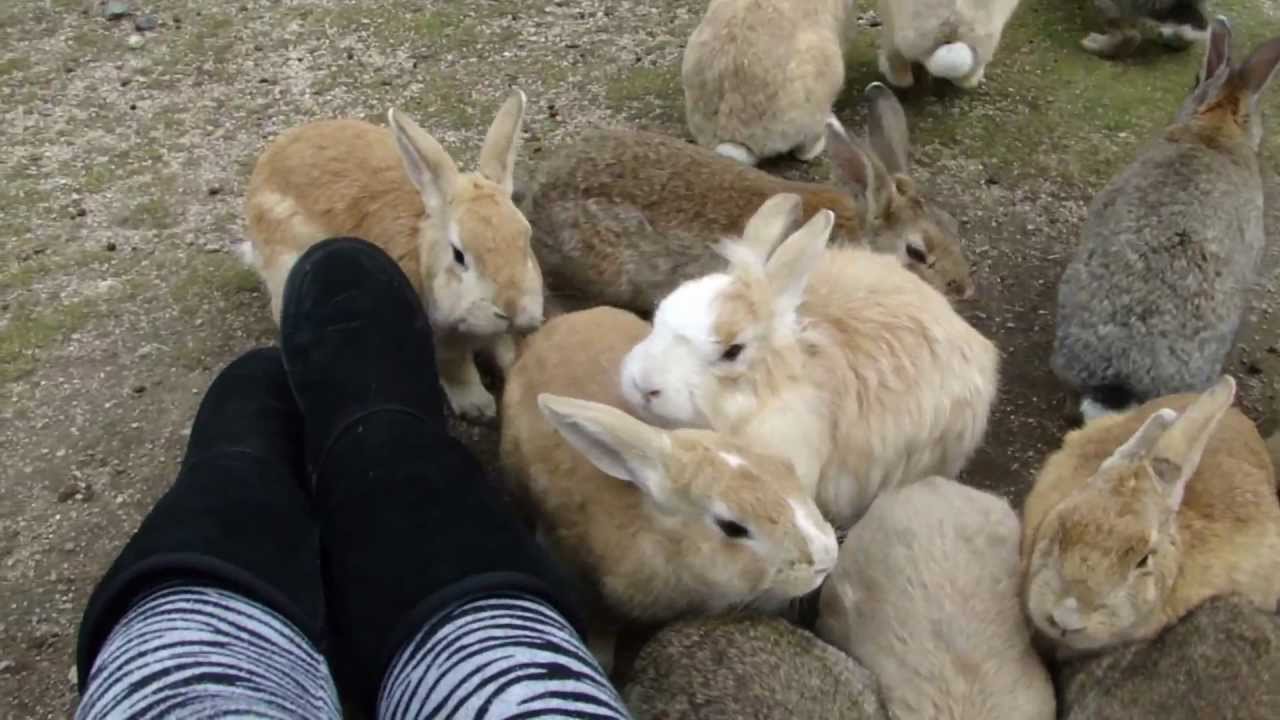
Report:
75,238,632,719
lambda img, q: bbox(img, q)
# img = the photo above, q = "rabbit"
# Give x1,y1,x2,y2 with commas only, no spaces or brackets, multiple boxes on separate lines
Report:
622,614,889,720
618,192,1000,532
1021,375,1280,660
681,0,856,166
876,0,1022,88
522,82,974,317
500,304,839,670
1081,0,1211,58
239,89,543,423
815,476,1056,720
1052,20,1280,422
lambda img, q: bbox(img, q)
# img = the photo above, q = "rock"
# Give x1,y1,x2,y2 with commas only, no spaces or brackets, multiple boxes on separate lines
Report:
622,615,888,720
1058,595,1280,720
104,1,130,20
104,241,117,252
126,33,144,49
133,14,158,32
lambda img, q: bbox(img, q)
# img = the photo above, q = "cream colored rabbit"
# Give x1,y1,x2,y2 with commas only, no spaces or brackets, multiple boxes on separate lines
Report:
682,0,855,165
500,305,838,670
1022,375,1280,659
877,0,1023,88
817,477,1055,720
620,193,1000,531
240,90,543,423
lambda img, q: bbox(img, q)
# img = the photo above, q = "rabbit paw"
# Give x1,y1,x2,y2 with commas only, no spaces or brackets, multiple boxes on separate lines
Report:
794,132,827,162
878,50,915,88
1081,31,1141,58
491,334,518,374
444,380,498,424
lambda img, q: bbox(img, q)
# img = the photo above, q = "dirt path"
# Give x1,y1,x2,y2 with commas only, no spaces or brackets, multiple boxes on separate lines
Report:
1,1,1277,717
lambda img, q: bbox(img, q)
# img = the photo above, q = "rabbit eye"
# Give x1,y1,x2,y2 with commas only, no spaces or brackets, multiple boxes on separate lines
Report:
720,343,744,362
905,244,928,264
715,517,751,539
1135,552,1152,570
452,245,467,267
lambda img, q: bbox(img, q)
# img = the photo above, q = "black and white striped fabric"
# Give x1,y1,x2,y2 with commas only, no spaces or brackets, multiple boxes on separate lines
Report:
77,587,632,719
76,586,341,719
379,594,631,719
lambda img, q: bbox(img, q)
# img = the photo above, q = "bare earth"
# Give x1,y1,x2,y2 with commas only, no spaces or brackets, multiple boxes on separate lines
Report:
1,0,1277,717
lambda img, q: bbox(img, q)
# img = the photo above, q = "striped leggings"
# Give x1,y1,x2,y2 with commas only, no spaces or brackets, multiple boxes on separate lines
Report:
76,586,631,719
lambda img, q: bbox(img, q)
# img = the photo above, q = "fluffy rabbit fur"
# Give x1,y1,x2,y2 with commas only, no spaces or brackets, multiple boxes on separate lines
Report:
816,477,1055,720
1081,0,1211,58
1022,375,1280,660
619,194,1000,531
1052,20,1280,422
241,90,543,423
500,305,838,668
876,0,1022,88
522,84,974,316
681,0,855,166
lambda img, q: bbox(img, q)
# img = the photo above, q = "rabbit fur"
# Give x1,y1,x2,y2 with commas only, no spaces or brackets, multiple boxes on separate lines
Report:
876,0,1023,88
1052,20,1280,421
241,90,543,423
816,476,1055,720
1082,0,1211,58
500,305,838,669
1022,375,1280,660
681,0,856,166
619,194,1000,531
523,84,974,317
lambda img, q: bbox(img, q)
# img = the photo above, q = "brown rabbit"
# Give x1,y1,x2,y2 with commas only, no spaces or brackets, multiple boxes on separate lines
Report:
240,90,543,423
523,83,974,316
1022,375,1280,660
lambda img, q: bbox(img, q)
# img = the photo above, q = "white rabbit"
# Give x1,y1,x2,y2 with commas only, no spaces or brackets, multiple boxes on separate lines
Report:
877,0,1023,88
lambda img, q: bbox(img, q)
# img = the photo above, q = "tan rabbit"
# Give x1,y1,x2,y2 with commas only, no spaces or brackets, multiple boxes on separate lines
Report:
523,83,974,317
240,90,543,423
1022,375,1280,660
877,0,1023,88
620,194,1000,531
682,0,855,166
816,477,1056,720
500,305,838,670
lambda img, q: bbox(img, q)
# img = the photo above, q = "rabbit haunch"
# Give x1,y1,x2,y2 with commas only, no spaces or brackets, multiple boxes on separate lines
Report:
620,195,999,531
241,90,543,423
1022,375,1280,659
500,306,837,666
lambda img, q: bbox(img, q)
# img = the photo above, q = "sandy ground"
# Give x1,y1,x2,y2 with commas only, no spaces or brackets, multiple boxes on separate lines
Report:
1,0,1278,717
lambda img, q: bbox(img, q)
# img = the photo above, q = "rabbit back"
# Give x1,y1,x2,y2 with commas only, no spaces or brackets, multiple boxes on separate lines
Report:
1052,139,1264,408
881,0,1021,65
818,477,1055,720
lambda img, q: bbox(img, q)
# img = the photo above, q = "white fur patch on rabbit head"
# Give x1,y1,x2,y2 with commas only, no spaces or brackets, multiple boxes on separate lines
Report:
620,197,833,430
537,394,838,609
1025,377,1237,655
826,85,975,300
389,90,543,338
1176,18,1280,151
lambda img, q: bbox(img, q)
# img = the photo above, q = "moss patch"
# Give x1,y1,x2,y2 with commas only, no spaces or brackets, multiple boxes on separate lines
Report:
0,300,91,384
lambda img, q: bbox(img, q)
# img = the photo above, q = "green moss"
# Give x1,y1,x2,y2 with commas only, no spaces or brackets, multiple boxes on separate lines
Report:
119,196,177,230
605,65,683,124
169,254,263,309
0,300,91,385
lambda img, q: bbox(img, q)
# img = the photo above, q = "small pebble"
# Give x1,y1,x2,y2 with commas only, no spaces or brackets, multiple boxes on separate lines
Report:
104,241,118,252
133,14,159,32
127,33,145,50
104,1,130,20
131,384,146,395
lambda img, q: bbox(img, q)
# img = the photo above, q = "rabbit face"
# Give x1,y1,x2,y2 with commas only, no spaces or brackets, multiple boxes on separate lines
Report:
1024,464,1181,656
876,194,974,300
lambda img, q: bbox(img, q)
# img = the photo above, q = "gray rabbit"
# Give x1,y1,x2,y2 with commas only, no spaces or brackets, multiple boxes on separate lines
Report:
1052,18,1280,420
1083,0,1211,58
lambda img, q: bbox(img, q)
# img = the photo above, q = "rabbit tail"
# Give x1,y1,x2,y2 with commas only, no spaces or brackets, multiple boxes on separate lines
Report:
925,42,975,79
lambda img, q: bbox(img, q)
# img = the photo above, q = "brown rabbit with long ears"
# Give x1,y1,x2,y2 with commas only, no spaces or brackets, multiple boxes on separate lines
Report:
1022,375,1280,660
521,83,974,317
240,90,543,423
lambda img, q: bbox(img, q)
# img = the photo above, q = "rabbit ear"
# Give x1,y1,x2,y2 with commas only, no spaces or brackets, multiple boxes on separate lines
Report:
1150,376,1236,510
1238,36,1280,100
765,209,834,316
477,89,527,194
1200,16,1233,85
388,108,461,217
537,393,673,500
739,193,805,262
826,117,895,220
865,82,911,175
1100,408,1178,472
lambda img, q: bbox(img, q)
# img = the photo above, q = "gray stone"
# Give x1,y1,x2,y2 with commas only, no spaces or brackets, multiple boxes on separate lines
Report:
1059,595,1280,720
133,14,158,32
622,615,888,720
103,1,130,20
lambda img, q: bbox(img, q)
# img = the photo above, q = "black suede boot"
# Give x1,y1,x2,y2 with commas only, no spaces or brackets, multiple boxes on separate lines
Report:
75,347,325,691
279,237,583,714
